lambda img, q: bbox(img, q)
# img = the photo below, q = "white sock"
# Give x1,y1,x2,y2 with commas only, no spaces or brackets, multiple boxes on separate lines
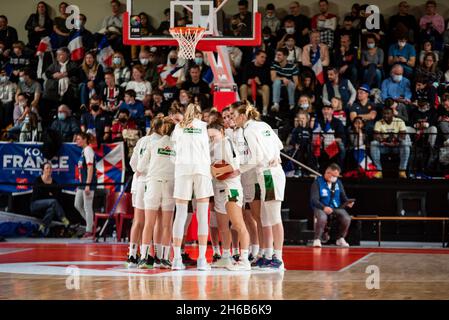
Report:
241,249,249,262
251,245,260,257
173,246,181,260
265,248,273,260
222,249,231,259
129,243,138,258
258,248,264,257
163,245,171,260
274,250,283,262
199,245,207,259
155,243,162,259
213,245,221,256
232,248,240,256
141,244,150,259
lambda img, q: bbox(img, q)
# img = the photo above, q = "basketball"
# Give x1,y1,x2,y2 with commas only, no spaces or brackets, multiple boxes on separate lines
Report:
212,161,234,180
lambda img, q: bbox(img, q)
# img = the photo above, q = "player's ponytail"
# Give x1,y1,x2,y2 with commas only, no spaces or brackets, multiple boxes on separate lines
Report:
235,100,260,121
180,103,202,128
150,114,165,135
207,117,225,132
163,117,176,136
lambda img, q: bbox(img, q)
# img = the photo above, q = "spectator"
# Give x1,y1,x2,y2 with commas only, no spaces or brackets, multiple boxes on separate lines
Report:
30,163,70,237
349,84,377,134
126,65,152,106
52,2,71,49
310,163,352,248
387,1,419,45
370,107,411,179
50,104,81,142
158,50,182,101
347,116,371,175
277,34,302,66
80,96,112,146
227,46,243,78
335,34,358,86
438,93,449,146
275,19,302,52
415,52,442,85
71,14,96,53
297,94,316,117
149,89,170,116
181,65,211,99
289,110,314,176
322,68,356,111
331,97,347,127
346,3,362,29
334,16,361,51
8,93,37,140
120,89,144,122
131,12,155,61
101,71,123,115
99,0,123,50
43,47,79,115
16,68,42,112
19,108,41,142
283,1,311,48
315,105,346,168
0,15,18,50
387,34,416,79
111,109,137,141
419,40,439,65
111,51,131,89
0,68,17,129
302,31,330,83
311,0,338,48
297,72,320,105
140,47,160,90
79,52,105,108
419,0,445,51
361,34,384,88
9,41,33,81
412,76,438,109
262,3,281,36
25,1,53,49
408,99,438,149
74,132,96,239
240,50,271,116
270,48,300,112
381,64,412,105
233,0,252,37
178,89,193,110
0,41,9,69
156,8,171,36
384,97,409,124
359,3,386,46
261,27,277,62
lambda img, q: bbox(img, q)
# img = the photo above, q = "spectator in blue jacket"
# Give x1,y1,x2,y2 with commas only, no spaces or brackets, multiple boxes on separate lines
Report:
381,64,412,104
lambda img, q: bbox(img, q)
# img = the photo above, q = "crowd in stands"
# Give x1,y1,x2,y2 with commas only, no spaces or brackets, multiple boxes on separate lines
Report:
1,0,449,178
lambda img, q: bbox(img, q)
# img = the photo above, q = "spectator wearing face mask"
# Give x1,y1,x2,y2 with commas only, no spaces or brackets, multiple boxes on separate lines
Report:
387,34,416,79
262,3,281,36
16,68,42,112
276,19,301,50
139,48,160,90
158,50,182,101
111,52,131,89
282,1,311,48
297,95,316,119
0,69,17,129
361,35,384,89
311,0,338,48
80,96,112,145
111,109,138,141
50,104,81,142
69,14,96,53
381,64,412,106
407,99,438,148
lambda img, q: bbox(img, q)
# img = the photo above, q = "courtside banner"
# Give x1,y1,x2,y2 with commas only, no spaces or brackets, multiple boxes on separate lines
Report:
0,142,125,194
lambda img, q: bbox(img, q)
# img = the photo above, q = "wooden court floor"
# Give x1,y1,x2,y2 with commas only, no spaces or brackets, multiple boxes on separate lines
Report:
1,242,449,300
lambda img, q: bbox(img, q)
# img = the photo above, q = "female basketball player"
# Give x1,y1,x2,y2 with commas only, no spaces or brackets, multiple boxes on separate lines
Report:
137,117,176,269
126,117,163,268
228,103,261,264
233,102,286,270
208,119,251,270
171,103,214,271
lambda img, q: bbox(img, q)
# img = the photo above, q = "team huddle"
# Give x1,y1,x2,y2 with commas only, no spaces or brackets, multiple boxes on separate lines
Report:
126,101,286,271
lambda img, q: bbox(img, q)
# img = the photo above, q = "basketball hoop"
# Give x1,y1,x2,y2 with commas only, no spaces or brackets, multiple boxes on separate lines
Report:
169,27,206,60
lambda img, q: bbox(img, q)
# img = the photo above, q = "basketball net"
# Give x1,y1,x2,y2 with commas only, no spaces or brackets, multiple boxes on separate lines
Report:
169,27,206,60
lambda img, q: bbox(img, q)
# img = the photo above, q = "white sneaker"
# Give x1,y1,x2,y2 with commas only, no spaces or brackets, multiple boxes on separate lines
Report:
312,239,322,248
171,258,186,270
271,103,279,112
336,238,350,248
197,258,211,271
226,260,251,271
212,257,233,268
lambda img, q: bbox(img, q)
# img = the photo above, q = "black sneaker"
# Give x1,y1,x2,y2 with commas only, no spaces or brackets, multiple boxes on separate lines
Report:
182,253,197,266
212,254,221,263
138,256,155,269
232,254,240,262
160,259,172,269
248,253,255,263
125,255,139,269
153,256,161,268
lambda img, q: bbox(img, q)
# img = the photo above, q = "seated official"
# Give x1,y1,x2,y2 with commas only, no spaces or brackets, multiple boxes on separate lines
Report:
310,163,353,248
30,163,70,237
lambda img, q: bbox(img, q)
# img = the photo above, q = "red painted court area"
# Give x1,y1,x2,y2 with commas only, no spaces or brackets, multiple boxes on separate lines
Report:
1,243,449,272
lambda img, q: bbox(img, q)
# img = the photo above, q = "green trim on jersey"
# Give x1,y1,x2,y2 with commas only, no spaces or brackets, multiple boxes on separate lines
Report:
157,148,176,156
228,189,240,203
183,128,202,134
263,170,275,201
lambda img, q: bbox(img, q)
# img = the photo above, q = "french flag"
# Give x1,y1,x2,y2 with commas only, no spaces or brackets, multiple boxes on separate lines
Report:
68,31,84,62
36,37,52,79
97,36,114,68
311,47,324,85
354,149,377,178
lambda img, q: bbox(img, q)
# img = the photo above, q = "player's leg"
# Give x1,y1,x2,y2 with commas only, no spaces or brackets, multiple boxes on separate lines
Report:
181,202,195,266
231,227,240,262
160,180,175,268
212,191,232,268
153,210,163,267
138,208,157,269
242,204,259,262
209,200,222,263
126,182,146,268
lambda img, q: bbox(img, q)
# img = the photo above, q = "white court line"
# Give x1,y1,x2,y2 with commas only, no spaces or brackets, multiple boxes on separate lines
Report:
0,248,32,256
338,253,375,272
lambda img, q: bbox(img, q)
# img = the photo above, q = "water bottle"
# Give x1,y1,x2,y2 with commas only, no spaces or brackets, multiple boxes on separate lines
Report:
112,230,117,242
